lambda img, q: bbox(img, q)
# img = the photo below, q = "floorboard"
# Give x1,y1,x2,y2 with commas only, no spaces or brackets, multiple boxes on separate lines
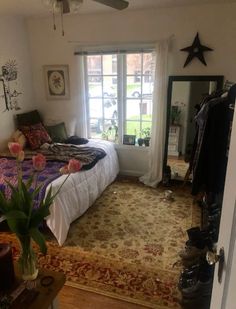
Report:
58,285,147,309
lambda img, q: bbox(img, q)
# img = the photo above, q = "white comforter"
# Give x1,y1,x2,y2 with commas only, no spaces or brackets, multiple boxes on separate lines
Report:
45,140,119,246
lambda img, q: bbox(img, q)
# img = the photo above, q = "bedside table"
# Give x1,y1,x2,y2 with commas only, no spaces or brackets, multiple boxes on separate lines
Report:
7,266,66,309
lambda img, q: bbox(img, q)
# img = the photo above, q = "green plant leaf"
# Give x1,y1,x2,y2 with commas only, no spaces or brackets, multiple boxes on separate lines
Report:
29,207,50,228
29,228,47,255
5,210,27,220
6,218,27,235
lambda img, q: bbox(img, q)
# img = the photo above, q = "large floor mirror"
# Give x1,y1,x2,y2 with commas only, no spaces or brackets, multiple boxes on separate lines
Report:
164,75,224,181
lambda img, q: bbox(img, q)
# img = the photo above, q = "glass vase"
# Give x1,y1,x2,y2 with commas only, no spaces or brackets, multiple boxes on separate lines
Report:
18,235,38,281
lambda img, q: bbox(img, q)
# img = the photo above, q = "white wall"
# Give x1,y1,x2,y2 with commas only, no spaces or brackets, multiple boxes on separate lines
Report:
0,17,35,150
26,3,236,175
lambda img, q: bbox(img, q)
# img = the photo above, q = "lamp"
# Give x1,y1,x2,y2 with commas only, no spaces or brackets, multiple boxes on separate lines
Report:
44,0,82,36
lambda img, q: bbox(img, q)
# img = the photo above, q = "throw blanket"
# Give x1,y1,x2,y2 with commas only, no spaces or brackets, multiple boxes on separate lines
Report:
24,143,107,170
0,158,65,209
0,144,107,208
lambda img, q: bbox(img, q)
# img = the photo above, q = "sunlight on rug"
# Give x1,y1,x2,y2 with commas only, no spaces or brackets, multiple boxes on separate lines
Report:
0,178,200,309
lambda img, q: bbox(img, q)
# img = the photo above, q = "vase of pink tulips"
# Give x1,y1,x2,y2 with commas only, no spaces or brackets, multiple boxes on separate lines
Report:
0,142,81,280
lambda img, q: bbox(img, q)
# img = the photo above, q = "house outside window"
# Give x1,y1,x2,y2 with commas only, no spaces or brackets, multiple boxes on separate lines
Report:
86,52,155,144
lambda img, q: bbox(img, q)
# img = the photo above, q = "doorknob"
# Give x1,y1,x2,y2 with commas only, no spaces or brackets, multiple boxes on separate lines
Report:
206,247,225,283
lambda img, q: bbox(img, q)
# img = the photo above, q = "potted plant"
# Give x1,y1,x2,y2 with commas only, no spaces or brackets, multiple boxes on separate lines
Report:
141,127,151,147
170,106,181,125
0,143,81,280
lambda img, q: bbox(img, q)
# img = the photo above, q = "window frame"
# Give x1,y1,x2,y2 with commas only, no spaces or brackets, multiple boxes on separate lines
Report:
85,51,154,145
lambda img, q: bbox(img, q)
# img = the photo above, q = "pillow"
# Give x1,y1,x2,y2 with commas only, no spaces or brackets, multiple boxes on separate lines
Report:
20,123,52,150
45,122,68,143
10,130,27,149
65,136,89,145
16,110,42,127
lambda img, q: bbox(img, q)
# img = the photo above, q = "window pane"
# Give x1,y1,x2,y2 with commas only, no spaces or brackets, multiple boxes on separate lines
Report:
143,53,154,74
127,54,141,75
89,98,103,118
88,81,102,98
126,99,141,120
141,100,152,117
104,98,118,119
103,76,117,98
90,118,103,138
142,77,153,99
103,55,117,75
125,121,140,136
104,119,118,142
126,76,141,98
87,55,102,75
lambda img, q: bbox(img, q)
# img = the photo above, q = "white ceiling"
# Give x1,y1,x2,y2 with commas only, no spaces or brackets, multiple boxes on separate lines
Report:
0,0,236,17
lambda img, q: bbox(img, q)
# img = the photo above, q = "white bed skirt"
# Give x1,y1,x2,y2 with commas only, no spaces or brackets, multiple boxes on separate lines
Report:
45,140,119,246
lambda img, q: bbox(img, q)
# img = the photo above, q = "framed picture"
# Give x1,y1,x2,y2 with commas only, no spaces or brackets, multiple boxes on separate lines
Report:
43,65,70,100
123,134,136,145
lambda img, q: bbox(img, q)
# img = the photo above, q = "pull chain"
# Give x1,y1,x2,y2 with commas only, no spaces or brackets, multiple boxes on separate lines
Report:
53,4,56,30
60,2,65,36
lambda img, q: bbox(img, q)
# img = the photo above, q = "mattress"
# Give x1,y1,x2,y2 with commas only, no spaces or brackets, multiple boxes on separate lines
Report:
45,139,119,246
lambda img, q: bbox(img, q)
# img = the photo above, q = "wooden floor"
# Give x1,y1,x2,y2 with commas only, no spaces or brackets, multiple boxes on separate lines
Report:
58,285,147,309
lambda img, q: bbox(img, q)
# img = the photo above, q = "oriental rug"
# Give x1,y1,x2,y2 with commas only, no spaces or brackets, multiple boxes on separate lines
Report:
0,178,200,308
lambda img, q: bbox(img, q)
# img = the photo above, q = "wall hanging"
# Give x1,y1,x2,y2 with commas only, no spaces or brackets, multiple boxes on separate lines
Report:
0,60,22,112
180,33,213,67
43,65,70,100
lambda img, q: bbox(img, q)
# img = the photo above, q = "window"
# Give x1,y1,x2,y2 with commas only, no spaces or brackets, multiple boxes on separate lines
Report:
86,52,155,144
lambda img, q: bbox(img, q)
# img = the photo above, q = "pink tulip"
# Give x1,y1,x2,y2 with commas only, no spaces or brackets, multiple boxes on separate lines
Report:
32,153,46,171
68,159,81,173
17,150,25,162
8,142,22,157
59,165,69,175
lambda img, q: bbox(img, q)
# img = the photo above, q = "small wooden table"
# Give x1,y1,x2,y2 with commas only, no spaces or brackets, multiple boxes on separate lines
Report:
8,267,65,309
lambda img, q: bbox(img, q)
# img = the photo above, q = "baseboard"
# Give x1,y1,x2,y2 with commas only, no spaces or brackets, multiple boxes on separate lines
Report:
119,169,144,177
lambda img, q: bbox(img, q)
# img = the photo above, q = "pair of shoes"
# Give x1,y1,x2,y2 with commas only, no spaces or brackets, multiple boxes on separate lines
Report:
181,279,213,298
179,246,207,260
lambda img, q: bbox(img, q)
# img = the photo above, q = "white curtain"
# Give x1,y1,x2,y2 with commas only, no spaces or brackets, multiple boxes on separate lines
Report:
139,39,169,187
75,56,88,138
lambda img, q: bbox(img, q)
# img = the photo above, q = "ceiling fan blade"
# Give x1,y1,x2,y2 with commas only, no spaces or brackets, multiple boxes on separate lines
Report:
93,0,129,10
58,0,70,13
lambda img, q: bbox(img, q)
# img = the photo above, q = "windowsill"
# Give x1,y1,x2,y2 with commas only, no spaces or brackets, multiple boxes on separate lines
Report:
114,144,149,151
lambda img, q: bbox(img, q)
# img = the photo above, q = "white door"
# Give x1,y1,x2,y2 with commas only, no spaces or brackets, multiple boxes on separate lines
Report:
210,105,236,309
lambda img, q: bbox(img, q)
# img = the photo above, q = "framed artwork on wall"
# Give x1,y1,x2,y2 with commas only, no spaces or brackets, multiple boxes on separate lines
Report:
43,65,70,100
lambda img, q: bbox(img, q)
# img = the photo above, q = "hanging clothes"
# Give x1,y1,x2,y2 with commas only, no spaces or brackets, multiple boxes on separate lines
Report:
191,84,236,195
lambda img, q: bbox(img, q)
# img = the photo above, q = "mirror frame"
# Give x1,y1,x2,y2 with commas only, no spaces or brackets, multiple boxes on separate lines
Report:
163,75,224,179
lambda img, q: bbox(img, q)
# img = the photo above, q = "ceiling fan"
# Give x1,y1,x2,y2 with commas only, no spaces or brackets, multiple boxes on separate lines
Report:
45,0,129,36
55,0,129,13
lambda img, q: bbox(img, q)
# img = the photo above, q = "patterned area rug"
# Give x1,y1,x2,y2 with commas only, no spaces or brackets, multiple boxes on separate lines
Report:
0,178,200,308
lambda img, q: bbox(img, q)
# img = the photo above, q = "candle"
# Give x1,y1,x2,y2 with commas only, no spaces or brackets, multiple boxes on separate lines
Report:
0,243,15,291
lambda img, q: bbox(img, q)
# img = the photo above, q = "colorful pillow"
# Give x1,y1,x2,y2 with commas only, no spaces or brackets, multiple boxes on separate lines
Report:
20,123,52,150
45,122,68,143
16,110,42,127
10,130,27,149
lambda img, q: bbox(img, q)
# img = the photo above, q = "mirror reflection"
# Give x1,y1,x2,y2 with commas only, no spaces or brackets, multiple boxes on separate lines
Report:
166,76,223,181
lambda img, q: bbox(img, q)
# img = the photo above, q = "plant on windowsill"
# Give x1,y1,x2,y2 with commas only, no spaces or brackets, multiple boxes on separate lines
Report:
141,127,151,147
0,143,81,281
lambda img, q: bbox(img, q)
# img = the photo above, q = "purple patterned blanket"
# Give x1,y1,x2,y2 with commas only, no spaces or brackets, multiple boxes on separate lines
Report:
0,158,65,209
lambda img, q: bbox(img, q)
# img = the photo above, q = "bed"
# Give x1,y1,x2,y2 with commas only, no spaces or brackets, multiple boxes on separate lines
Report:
45,139,119,245
0,139,119,246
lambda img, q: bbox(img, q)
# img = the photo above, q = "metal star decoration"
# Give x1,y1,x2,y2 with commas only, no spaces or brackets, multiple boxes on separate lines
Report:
180,33,213,67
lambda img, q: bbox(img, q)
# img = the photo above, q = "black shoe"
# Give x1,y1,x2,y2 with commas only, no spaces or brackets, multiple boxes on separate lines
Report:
182,279,213,298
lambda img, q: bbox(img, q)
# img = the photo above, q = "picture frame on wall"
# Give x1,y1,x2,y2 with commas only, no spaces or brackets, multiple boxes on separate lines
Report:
43,65,70,100
123,134,136,145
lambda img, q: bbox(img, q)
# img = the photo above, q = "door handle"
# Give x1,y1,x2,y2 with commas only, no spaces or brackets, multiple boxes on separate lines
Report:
206,247,225,283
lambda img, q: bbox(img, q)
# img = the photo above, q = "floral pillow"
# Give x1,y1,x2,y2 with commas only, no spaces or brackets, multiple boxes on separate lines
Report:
20,123,52,150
